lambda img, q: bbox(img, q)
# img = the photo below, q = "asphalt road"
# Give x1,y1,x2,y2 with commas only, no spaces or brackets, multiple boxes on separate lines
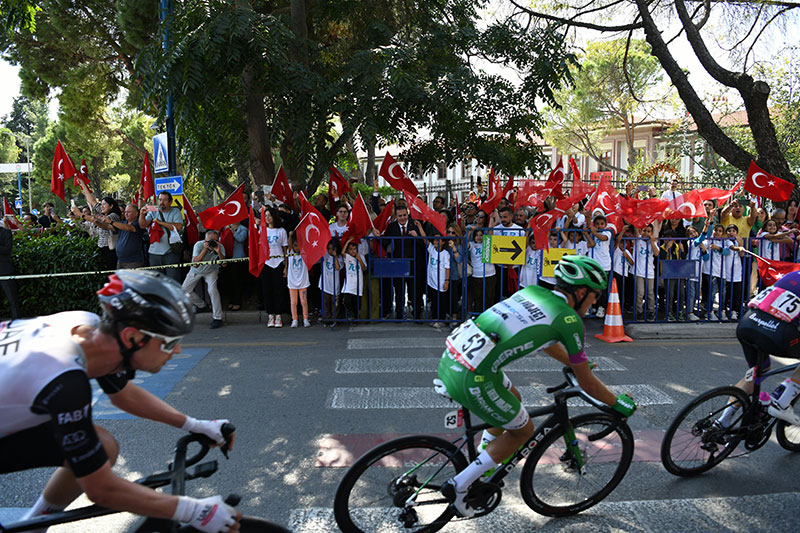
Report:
2,312,799,532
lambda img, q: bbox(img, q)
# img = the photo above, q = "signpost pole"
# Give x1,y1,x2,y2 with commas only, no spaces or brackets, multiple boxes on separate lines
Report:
160,0,177,176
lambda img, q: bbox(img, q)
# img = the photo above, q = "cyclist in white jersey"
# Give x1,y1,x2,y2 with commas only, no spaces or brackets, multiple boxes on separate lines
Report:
0,270,240,533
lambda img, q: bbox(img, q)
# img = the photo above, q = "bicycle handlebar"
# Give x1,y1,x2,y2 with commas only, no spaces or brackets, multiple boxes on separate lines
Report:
552,367,620,418
179,423,236,468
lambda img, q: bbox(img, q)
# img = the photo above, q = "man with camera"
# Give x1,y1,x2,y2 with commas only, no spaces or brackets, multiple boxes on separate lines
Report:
181,230,226,329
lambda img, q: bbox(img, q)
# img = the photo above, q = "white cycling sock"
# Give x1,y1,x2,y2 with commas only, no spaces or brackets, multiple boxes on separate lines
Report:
22,495,66,533
452,450,499,492
775,378,800,409
478,430,497,451
717,399,741,428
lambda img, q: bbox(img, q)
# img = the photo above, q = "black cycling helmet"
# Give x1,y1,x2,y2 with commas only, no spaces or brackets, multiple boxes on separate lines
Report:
97,270,195,336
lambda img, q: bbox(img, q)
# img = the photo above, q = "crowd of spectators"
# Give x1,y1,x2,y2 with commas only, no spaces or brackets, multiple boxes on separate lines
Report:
3,176,798,329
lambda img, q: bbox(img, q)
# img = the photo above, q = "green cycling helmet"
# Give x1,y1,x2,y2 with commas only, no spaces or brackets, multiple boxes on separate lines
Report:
554,255,608,291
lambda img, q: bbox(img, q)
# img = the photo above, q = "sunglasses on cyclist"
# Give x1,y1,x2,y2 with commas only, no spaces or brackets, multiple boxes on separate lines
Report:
139,329,184,353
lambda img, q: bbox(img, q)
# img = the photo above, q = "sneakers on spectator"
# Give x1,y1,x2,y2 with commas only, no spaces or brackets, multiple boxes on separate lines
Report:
731,311,738,320
719,311,728,321
441,480,476,518
688,312,700,322
275,315,283,328
667,313,676,322
267,314,275,328
596,306,606,318
303,319,311,327
209,319,223,329
768,402,800,425
708,311,718,321
646,312,655,322
290,319,298,328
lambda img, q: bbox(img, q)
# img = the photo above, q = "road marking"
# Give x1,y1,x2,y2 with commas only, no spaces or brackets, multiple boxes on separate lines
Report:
347,338,444,349
327,384,672,409
288,492,800,532
315,429,665,467
335,356,626,373
182,341,319,347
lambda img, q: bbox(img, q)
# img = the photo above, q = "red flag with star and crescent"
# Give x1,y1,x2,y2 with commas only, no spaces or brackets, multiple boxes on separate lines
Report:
248,205,263,278
3,197,21,230
271,166,296,210
75,158,90,187
743,161,794,202
198,183,246,230
140,150,156,202
378,152,419,196
373,200,395,234
585,174,621,217
529,209,564,251
340,193,374,244
545,160,566,200
182,194,201,246
479,170,504,215
296,204,331,269
698,179,741,205
51,140,77,201
404,191,447,235
663,189,705,220
329,167,352,200
756,256,800,286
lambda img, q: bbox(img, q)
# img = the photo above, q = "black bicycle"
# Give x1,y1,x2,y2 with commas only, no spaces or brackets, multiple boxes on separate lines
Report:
333,366,635,533
0,424,290,533
661,351,800,477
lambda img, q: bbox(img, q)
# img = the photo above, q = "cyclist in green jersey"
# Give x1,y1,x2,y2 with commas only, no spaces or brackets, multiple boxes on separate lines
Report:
436,255,637,517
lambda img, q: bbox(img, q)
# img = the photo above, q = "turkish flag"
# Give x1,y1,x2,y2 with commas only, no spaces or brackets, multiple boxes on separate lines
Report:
663,189,705,220
516,180,548,210
618,196,669,227
271,166,296,210
329,166,352,199
182,194,201,246
405,191,447,236
698,179,741,205
298,191,314,216
340,193,374,244
545,160,566,200
199,183,246,230
140,150,156,202
3,197,21,230
568,157,581,180
149,217,165,244
75,158,90,187
502,175,515,201
378,152,419,196
248,206,263,277
561,174,594,207
586,174,621,216
373,199,394,234
297,206,332,269
756,256,800,286
479,176,504,215
258,207,270,265
743,161,794,202
51,140,77,201
219,226,234,257
529,209,563,251
131,190,140,205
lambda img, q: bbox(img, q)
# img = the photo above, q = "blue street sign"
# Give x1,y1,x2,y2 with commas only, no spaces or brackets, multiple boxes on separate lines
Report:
154,175,183,196
14,198,22,210
153,132,169,173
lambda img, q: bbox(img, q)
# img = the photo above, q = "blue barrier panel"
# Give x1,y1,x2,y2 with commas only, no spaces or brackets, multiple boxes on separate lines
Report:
372,259,412,278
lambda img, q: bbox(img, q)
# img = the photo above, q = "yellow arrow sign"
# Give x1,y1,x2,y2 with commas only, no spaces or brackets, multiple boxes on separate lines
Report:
482,235,526,265
541,248,576,277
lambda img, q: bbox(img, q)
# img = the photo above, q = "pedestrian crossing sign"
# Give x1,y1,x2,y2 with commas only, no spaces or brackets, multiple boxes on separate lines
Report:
153,132,168,173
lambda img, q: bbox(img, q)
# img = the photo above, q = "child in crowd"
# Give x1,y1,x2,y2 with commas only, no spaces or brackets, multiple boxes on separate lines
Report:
615,224,636,315
633,224,659,321
286,234,311,327
426,236,451,325
704,224,729,321
467,229,496,312
589,214,613,317
720,224,745,320
339,239,366,321
757,219,794,261
519,233,540,289
684,225,704,321
658,228,684,321
446,224,464,320
319,240,342,322
537,231,560,290
560,224,595,255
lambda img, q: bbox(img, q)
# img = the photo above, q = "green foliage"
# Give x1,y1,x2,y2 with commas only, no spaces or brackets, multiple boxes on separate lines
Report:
1,225,105,317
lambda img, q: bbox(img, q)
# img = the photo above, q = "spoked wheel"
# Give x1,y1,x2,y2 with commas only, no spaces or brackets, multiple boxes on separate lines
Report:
776,396,800,452
661,386,750,477
333,435,468,533
519,413,634,517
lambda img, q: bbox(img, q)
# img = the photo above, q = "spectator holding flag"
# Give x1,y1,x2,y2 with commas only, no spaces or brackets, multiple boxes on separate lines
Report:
286,233,311,327
77,183,122,270
139,190,184,281
261,207,289,328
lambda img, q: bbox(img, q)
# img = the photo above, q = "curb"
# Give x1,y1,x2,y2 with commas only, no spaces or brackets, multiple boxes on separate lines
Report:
624,321,738,340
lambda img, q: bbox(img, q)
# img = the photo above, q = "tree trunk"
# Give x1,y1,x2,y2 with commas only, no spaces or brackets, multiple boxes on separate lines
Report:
242,68,275,187
345,138,364,183
366,140,376,186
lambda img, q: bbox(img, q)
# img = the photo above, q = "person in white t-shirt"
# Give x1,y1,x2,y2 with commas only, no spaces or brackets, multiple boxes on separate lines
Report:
589,214,613,318
660,179,681,202
261,207,289,328
425,238,451,326
467,229,496,312
633,224,659,321
319,240,342,322
492,206,524,301
720,224,746,321
329,204,350,238
339,239,366,321
286,234,311,328
519,233,540,289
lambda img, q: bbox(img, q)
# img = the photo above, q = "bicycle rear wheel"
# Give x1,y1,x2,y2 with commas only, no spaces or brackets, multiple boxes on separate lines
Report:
333,435,468,533
661,386,749,477
519,413,634,517
776,397,800,452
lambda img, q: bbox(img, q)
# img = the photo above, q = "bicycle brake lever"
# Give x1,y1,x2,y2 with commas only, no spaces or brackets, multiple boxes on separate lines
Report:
220,423,236,459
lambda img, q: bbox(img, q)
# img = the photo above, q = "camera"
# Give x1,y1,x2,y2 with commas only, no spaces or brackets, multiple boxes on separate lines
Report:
207,239,218,248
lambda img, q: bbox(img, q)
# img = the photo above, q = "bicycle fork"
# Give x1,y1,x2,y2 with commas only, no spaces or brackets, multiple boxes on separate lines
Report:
561,425,587,475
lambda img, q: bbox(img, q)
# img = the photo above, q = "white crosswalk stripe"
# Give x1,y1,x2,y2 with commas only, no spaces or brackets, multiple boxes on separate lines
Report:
335,356,626,373
347,337,444,349
288,492,800,532
328,384,672,409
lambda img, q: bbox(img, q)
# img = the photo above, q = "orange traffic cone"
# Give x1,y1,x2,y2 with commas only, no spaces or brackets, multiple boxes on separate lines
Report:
595,278,632,343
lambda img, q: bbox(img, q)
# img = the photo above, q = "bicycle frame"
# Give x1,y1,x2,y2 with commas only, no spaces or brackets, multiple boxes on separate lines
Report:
734,360,800,434
0,432,225,533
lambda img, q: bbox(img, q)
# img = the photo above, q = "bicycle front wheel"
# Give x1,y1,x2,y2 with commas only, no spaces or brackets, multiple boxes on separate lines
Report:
519,413,634,517
661,386,749,477
333,435,468,533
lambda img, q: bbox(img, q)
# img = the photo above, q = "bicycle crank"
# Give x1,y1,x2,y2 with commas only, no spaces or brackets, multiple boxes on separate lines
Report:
465,482,502,517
